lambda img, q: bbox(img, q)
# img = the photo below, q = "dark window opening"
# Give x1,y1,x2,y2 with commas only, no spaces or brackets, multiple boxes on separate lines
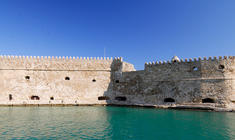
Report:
115,96,126,101
31,96,40,100
9,94,12,101
25,76,30,80
65,77,70,80
202,98,215,103
193,66,198,71
115,80,120,83
164,98,175,103
98,96,110,100
173,60,177,63
92,79,96,82
219,65,225,70
50,97,54,100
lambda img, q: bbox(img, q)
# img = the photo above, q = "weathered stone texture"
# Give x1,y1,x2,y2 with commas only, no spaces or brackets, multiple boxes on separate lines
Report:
110,56,235,111
0,55,234,111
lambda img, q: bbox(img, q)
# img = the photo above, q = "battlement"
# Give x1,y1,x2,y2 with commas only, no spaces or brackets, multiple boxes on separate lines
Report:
145,56,235,68
0,55,123,61
0,54,234,111
0,55,124,71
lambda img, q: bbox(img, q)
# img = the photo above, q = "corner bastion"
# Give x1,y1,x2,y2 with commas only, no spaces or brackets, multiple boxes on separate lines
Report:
0,55,234,111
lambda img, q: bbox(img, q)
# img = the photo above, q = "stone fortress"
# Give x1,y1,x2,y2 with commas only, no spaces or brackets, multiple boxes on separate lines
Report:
0,55,234,111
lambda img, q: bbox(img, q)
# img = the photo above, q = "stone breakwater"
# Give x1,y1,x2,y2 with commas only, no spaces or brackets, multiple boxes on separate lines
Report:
0,55,234,112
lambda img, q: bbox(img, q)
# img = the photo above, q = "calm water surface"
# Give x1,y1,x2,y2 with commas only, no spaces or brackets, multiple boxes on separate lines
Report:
0,106,234,140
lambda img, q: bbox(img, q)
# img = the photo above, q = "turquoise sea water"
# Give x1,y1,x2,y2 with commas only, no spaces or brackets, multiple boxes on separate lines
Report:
0,106,234,140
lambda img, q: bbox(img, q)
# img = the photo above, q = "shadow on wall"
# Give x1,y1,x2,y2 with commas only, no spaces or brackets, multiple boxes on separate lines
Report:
99,59,126,105
98,58,232,106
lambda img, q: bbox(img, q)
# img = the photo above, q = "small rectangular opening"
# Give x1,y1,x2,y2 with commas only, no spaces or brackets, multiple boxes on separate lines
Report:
9,94,13,101
98,96,109,100
115,96,127,101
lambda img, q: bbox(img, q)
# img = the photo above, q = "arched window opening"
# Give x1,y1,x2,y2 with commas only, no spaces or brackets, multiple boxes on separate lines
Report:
92,79,96,82
25,76,30,80
115,80,120,83
219,65,225,70
31,96,40,100
50,97,54,100
193,66,198,71
202,98,215,103
115,96,126,101
164,98,175,103
9,94,13,101
65,77,70,80
98,96,110,100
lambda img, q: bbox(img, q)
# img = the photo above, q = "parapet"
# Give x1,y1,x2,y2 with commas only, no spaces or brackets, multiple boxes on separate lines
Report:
0,55,124,71
144,56,235,69
0,55,124,61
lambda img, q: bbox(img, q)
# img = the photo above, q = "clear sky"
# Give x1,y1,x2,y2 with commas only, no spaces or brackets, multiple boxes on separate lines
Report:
0,0,235,70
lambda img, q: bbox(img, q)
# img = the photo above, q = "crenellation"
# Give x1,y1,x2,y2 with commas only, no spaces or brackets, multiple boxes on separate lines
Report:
213,56,217,60
0,55,234,111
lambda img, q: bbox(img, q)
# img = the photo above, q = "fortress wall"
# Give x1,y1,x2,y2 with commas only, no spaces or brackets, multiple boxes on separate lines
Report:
0,56,135,105
111,56,235,109
0,54,234,110
0,70,111,105
0,56,121,70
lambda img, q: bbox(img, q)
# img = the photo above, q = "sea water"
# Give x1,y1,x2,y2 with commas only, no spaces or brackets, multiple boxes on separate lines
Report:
0,106,234,140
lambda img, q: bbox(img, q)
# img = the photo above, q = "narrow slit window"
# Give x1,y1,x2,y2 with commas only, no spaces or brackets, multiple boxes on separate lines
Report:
9,94,13,101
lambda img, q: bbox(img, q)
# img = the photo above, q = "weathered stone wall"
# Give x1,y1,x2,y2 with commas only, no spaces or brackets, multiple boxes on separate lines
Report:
0,55,234,111
110,56,235,111
0,56,135,105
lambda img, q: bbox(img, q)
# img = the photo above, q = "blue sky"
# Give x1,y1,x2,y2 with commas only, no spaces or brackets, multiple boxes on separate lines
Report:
0,0,235,69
